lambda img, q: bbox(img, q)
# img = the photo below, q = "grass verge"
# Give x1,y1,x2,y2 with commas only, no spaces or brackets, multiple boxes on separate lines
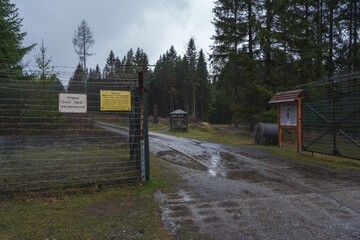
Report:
260,145,360,170
0,154,179,240
152,123,254,146
155,123,360,171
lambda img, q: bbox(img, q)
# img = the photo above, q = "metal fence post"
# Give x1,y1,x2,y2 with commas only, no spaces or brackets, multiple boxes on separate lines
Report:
129,88,140,171
144,73,150,181
331,77,338,156
138,67,149,181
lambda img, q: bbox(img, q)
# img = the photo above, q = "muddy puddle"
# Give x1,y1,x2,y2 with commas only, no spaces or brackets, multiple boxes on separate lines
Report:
226,170,283,183
155,150,207,171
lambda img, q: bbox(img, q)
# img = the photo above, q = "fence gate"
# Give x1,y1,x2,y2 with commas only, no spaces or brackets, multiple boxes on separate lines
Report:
301,73,360,160
0,66,149,197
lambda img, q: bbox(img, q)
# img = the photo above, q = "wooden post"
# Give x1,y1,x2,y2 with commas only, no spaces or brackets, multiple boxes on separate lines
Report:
297,98,302,153
278,103,281,149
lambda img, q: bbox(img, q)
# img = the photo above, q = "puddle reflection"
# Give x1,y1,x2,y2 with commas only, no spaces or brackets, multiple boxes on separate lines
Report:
208,152,221,177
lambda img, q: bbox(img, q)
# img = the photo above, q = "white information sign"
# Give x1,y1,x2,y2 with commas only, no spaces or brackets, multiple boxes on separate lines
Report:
59,93,87,113
280,102,297,126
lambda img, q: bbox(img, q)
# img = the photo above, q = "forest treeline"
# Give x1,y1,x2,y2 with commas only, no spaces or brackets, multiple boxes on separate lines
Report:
149,40,211,120
68,40,211,120
210,0,359,125
130,0,359,125
1,0,359,126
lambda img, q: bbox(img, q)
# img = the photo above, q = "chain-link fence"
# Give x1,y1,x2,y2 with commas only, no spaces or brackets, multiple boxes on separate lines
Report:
301,72,360,160
0,66,148,197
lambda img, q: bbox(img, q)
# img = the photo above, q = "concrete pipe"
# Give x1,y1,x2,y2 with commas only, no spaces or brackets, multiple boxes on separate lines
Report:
254,123,278,145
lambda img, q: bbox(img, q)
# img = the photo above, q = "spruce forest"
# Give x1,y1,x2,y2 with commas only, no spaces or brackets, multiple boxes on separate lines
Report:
90,0,358,126
1,0,359,127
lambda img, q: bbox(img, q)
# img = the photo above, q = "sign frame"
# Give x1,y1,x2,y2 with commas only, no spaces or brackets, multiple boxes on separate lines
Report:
58,93,87,113
277,99,302,153
280,102,297,127
100,90,131,111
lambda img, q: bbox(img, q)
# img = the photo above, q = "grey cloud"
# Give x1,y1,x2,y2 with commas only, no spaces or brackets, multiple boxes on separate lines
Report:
14,0,213,71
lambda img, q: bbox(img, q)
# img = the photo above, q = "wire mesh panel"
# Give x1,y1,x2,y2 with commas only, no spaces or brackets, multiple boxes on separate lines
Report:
301,72,360,160
0,67,142,196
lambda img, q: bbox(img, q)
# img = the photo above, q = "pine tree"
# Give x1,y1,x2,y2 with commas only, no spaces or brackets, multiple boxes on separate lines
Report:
0,0,35,69
34,39,65,93
166,46,178,112
134,47,149,72
185,38,198,117
211,0,243,68
67,64,86,93
175,56,187,110
50,75,65,93
209,0,359,125
210,0,264,123
103,50,116,79
87,65,102,111
337,0,360,73
323,0,341,77
125,48,135,73
114,57,123,78
34,39,52,80
196,49,211,121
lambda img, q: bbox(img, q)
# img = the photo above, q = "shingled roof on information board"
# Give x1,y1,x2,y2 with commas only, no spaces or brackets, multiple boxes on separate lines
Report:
268,89,308,104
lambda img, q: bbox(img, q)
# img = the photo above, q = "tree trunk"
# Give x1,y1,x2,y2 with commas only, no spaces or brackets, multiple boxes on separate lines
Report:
170,93,174,113
83,31,86,71
349,0,353,72
234,1,239,85
316,0,324,79
354,0,359,70
248,1,253,60
327,1,334,77
192,86,196,118
163,77,166,117
264,0,272,87
201,83,204,121
247,0,254,85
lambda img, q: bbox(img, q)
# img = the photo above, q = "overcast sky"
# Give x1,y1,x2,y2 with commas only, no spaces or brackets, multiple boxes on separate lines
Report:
14,0,215,73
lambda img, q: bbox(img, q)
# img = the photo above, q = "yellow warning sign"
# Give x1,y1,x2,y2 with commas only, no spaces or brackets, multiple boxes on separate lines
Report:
100,90,131,111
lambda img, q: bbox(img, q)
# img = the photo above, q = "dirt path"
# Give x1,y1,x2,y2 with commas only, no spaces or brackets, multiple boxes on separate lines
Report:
149,132,360,240
97,123,360,239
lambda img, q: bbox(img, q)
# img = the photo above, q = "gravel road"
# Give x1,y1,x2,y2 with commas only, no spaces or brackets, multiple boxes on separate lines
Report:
101,123,360,239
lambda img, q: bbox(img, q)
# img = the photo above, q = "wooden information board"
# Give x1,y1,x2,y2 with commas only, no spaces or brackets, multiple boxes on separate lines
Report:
269,89,307,153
